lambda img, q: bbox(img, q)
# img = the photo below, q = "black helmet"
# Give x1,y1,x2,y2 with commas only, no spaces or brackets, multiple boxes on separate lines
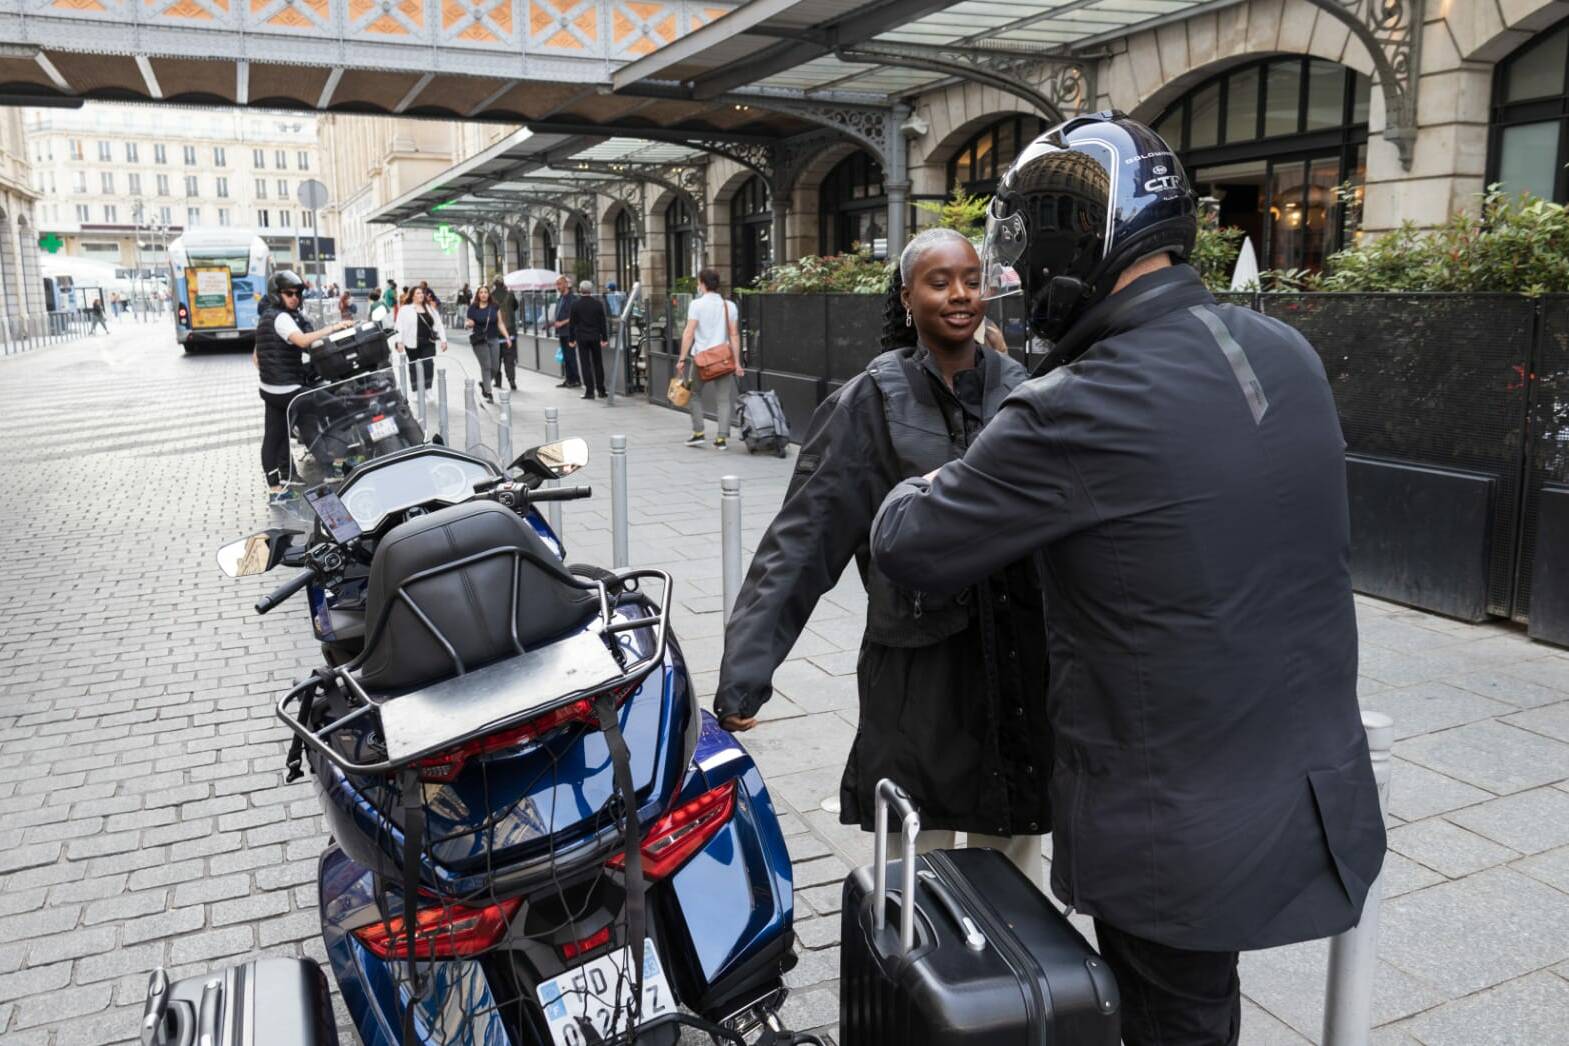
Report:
267,269,307,307
981,111,1197,346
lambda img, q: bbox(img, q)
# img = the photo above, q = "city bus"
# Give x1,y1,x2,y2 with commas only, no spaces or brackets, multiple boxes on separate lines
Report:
168,228,270,351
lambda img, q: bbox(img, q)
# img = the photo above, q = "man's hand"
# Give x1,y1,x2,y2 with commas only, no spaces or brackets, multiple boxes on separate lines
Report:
720,714,757,732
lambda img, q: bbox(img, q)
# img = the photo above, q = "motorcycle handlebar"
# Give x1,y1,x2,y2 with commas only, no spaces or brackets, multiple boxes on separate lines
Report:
256,569,315,615
528,485,592,502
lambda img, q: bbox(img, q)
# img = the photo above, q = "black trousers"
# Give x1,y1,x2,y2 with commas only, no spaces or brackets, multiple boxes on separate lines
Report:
405,345,436,389
1094,920,1240,1046
577,338,606,395
499,338,517,388
259,387,296,487
558,336,581,384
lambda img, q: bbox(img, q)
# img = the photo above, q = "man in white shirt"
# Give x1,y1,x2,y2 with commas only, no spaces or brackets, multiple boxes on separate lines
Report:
676,269,743,449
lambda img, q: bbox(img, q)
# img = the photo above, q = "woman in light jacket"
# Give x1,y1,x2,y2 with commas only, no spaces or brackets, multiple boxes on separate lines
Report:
393,284,446,390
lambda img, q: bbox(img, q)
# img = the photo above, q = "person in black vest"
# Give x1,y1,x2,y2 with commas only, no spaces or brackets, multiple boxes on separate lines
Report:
551,275,582,389
715,228,1052,885
254,269,352,499
869,113,1385,1046
567,278,609,399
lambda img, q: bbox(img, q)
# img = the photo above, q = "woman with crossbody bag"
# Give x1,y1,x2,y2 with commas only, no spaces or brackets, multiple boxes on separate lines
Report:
463,284,509,403
675,268,744,449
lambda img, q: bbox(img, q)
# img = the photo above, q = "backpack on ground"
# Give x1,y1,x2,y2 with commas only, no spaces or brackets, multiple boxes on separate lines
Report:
734,389,791,457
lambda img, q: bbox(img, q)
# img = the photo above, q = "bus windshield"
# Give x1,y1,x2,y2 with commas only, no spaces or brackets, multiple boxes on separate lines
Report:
184,252,252,277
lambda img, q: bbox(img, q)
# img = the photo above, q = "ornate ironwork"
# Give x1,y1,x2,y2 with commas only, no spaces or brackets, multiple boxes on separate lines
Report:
833,41,1093,121
717,91,891,164
1305,0,1422,169
552,159,708,240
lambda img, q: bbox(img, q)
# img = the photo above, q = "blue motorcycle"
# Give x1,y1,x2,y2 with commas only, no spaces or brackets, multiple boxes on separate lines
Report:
214,440,807,1046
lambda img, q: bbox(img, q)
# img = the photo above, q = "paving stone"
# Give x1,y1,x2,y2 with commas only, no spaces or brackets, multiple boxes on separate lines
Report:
168,925,254,965
792,855,853,889
1449,670,1568,709
1239,937,1447,1037
1385,757,1493,822
1513,845,1569,895
743,712,855,778
1445,787,1569,855
26,924,119,966
1503,701,1569,744
783,944,839,990
1387,817,1519,877
121,905,206,946
1381,867,1569,996
0,960,72,1004
1362,682,1513,740
794,917,841,951
1238,998,1312,1045
1396,720,1569,795
1405,970,1569,1045
1381,851,1446,898
83,889,169,925
10,981,113,1029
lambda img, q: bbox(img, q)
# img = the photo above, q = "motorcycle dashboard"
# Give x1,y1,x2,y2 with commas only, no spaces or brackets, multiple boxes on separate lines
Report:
336,452,497,533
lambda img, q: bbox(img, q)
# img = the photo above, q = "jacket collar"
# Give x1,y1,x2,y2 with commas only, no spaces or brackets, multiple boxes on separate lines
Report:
908,342,1012,422
1045,263,1214,369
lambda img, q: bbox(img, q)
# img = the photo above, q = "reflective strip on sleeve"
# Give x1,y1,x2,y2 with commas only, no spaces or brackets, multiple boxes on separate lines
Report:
1189,305,1268,425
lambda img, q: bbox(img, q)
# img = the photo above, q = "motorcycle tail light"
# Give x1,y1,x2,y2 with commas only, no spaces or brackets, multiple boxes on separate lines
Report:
560,926,611,961
414,680,641,784
608,780,737,881
352,896,520,960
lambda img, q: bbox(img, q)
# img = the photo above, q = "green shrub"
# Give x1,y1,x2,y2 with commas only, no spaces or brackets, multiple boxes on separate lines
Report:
1191,207,1245,292
672,275,699,295
915,187,991,239
756,245,892,294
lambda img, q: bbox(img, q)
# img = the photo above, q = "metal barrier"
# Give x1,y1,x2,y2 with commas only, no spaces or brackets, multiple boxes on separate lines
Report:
721,475,742,621
611,435,629,569
1,309,91,354
543,407,562,536
1323,711,1394,1046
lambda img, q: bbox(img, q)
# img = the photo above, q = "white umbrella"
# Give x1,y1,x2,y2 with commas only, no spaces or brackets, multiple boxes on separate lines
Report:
504,268,564,292
1230,236,1260,291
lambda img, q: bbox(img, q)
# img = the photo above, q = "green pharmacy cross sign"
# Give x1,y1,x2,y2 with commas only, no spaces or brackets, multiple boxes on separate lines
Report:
38,232,63,254
433,224,462,255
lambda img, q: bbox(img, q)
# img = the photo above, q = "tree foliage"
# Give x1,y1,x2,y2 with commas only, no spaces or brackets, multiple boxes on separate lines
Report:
755,245,892,294
915,187,991,239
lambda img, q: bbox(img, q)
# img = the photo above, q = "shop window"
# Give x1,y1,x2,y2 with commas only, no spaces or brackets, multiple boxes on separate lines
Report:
1488,18,1569,204
820,150,887,255
730,175,772,290
946,115,1049,196
664,196,694,286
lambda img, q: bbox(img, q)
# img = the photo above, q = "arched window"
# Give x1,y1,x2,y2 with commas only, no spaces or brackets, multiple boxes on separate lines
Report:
1488,18,1569,203
614,209,640,292
946,114,1049,196
819,150,886,255
537,223,557,271
664,196,694,286
573,219,590,269
730,175,772,289
1153,57,1372,272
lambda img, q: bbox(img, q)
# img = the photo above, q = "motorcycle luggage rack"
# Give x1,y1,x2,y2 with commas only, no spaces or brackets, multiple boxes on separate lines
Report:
275,559,672,778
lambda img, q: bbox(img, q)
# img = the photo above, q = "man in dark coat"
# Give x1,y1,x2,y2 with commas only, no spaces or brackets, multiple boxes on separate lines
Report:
716,228,1053,881
567,279,609,399
551,274,582,389
870,114,1384,1046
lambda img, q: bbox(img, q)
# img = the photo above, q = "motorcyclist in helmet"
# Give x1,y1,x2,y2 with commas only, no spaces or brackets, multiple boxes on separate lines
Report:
253,269,355,498
869,113,1384,1046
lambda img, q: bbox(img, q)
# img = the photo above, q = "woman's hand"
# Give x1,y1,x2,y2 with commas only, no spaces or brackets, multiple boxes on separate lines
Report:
464,319,474,329
439,341,448,353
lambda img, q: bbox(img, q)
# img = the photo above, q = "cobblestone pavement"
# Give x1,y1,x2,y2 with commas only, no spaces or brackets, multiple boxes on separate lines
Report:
4,321,1569,1044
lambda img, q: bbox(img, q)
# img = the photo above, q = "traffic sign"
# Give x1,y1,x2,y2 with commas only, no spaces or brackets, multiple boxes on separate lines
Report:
298,237,337,261
297,179,330,212
344,267,379,293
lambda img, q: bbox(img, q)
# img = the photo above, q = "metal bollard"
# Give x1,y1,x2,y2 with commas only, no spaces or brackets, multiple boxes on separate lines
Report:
611,435,629,569
437,369,449,444
1322,710,1394,1046
414,359,427,430
498,391,513,467
543,407,562,536
721,476,742,621
464,379,481,454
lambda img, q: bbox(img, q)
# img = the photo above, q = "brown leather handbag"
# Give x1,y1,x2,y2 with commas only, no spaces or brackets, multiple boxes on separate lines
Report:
692,342,736,381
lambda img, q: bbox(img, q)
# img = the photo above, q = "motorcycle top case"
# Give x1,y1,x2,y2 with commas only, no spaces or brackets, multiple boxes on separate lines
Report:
840,846,1120,1046
311,321,393,381
140,957,339,1046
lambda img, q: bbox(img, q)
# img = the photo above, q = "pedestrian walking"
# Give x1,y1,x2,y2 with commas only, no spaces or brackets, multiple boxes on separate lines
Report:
393,284,446,390
551,275,582,389
456,283,472,306
716,229,1050,885
254,270,353,498
381,279,398,312
87,298,109,334
675,269,743,449
419,280,440,308
567,279,609,399
491,275,519,390
337,292,357,322
869,115,1384,1046
464,284,510,403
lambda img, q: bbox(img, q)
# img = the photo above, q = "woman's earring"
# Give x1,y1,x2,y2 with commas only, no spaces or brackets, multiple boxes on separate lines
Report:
904,308,913,328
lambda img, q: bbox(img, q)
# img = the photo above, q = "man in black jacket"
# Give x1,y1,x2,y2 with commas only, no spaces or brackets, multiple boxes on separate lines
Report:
870,115,1384,1045
551,275,582,389
567,279,609,399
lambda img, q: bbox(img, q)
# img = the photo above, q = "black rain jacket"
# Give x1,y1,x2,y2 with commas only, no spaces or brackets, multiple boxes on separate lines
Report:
870,265,1385,951
716,344,1053,836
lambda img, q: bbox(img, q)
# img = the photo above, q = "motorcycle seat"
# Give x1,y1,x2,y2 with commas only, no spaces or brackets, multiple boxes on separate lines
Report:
352,500,599,694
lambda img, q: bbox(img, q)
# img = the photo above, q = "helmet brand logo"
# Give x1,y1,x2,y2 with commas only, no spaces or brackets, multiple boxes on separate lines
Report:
1144,175,1182,193
1153,164,1168,175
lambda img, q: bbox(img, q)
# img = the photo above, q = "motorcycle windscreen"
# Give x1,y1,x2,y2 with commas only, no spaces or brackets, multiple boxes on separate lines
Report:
284,365,424,487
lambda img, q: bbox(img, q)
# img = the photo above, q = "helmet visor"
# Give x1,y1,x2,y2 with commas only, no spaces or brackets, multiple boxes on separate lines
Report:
979,204,1026,301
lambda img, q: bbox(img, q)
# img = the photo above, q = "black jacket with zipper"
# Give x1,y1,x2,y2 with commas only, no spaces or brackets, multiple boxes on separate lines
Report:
715,344,1052,836
870,264,1384,951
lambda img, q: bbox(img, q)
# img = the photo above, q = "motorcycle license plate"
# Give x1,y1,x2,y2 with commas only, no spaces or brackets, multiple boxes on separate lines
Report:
216,331,241,339
367,417,399,441
536,939,674,1046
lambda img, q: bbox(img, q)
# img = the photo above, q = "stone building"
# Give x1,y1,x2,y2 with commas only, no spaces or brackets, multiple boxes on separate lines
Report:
0,106,43,327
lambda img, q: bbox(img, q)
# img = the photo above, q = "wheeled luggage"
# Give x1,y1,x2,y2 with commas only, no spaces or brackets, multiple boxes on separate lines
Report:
735,388,791,457
311,320,393,380
839,780,1120,1046
140,957,339,1046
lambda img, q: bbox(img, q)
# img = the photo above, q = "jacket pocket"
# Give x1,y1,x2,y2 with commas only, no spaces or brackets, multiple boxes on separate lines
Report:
1307,756,1387,910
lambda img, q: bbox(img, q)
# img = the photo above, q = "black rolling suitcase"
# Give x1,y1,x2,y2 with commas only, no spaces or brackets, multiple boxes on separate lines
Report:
840,780,1120,1045
140,957,339,1046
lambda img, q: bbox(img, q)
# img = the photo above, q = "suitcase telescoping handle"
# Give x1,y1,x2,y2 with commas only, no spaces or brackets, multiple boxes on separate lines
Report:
873,778,921,952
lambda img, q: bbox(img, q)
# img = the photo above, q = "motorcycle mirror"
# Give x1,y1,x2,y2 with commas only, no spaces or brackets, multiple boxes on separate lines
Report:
216,529,299,578
512,438,589,480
